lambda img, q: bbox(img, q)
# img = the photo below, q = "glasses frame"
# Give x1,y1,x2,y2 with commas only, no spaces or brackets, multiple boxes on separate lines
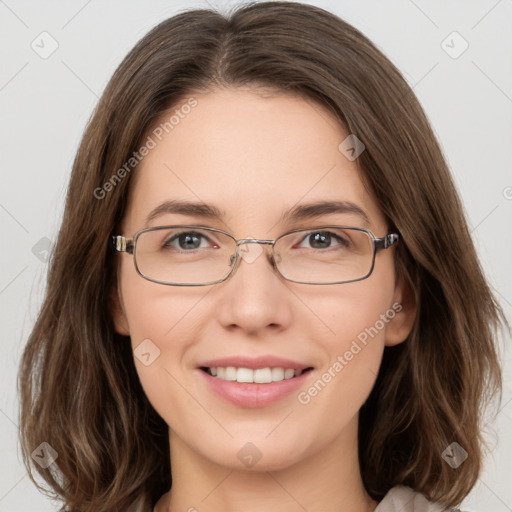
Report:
111,225,399,286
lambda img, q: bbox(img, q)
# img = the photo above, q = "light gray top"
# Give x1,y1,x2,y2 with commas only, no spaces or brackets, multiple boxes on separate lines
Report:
375,486,448,511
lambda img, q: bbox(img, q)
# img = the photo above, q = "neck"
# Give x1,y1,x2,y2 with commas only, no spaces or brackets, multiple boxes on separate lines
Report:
156,415,378,512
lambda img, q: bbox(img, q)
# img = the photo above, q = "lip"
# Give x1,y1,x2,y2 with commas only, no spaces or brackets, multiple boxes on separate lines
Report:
196,355,314,408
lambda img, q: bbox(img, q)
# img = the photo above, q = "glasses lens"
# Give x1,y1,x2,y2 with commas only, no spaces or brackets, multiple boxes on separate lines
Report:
134,227,236,284
274,227,374,283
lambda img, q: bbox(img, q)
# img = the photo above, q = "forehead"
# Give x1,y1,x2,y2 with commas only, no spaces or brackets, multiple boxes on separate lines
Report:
124,87,386,235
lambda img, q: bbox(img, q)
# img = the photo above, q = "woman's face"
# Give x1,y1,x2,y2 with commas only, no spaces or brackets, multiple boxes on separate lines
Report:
113,87,413,472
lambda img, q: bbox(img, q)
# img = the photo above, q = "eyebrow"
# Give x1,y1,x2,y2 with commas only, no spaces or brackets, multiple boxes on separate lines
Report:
145,199,370,227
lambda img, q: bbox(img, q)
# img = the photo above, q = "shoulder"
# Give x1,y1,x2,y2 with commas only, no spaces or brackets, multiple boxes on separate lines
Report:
375,486,456,512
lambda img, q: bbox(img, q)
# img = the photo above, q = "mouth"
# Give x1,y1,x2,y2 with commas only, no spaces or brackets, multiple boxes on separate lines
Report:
200,366,314,383
196,355,315,407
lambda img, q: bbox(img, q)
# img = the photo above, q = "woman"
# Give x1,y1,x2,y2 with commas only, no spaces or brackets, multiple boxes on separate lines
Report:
18,2,506,511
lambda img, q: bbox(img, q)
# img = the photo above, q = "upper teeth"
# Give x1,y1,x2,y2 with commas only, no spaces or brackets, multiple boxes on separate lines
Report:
209,367,303,383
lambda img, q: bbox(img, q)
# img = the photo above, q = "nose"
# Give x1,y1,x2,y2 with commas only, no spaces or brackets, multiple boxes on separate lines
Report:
214,240,292,335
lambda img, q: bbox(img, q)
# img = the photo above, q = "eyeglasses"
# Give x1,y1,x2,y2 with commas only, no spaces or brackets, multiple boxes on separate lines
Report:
111,225,399,286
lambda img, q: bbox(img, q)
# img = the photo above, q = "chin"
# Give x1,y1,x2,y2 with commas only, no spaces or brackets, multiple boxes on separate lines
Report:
191,432,313,473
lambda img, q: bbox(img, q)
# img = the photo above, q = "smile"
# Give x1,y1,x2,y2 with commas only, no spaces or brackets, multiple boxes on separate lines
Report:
201,366,313,383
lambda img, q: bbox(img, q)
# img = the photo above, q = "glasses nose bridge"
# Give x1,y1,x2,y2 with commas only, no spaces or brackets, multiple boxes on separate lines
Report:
235,237,275,257
237,237,275,254
236,237,274,248
230,237,277,268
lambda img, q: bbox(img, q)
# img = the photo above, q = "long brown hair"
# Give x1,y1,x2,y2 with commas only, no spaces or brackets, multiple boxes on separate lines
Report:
18,2,506,510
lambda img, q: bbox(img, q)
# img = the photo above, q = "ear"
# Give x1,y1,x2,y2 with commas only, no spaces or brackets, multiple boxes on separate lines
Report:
110,283,130,336
385,274,416,347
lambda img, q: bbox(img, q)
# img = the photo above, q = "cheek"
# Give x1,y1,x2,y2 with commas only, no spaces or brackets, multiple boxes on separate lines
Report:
118,264,203,404
298,274,396,409
119,256,206,342
307,270,397,349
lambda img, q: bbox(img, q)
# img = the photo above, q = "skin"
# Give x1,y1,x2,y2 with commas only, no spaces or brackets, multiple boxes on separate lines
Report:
112,87,416,512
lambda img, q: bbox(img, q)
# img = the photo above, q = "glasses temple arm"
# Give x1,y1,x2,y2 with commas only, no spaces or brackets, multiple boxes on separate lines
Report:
111,235,135,254
374,233,399,251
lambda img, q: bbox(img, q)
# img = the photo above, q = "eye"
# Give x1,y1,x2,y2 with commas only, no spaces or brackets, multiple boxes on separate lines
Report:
163,231,215,251
297,230,350,250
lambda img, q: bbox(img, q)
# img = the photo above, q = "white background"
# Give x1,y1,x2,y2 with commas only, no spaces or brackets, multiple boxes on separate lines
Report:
0,1,511,510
